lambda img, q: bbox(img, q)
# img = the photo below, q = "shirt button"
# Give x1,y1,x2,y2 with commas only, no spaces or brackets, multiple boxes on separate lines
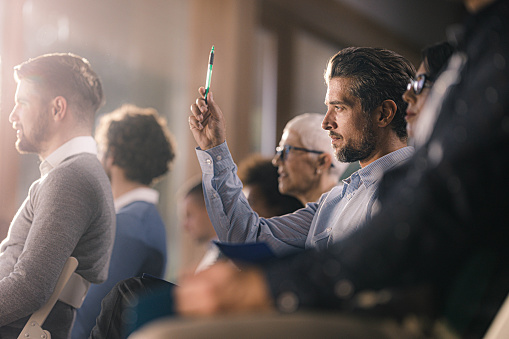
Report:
206,159,212,165
326,227,332,232
217,155,222,161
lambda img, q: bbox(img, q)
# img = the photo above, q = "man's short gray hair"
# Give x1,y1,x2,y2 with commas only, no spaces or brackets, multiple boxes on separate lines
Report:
283,113,349,178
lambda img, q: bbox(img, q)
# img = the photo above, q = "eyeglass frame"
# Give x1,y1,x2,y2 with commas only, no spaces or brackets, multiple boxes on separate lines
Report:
275,145,334,167
407,74,433,95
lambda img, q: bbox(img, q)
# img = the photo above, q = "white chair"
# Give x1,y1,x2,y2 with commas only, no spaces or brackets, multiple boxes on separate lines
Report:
17,257,83,339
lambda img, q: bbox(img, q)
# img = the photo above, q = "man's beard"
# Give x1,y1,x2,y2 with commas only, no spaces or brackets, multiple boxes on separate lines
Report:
16,133,39,154
15,113,49,155
335,119,377,163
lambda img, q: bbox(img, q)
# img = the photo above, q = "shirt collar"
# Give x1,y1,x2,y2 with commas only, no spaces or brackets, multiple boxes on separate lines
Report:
343,146,415,188
39,136,98,177
114,187,160,212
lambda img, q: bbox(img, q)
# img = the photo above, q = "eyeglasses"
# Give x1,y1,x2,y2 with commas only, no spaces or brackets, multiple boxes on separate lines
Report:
407,74,432,95
275,145,324,162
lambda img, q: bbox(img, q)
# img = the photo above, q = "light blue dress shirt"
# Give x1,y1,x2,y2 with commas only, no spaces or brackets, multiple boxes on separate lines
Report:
197,142,414,256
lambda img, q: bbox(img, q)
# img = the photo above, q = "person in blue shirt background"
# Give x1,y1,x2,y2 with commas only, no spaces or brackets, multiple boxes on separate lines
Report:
72,104,176,339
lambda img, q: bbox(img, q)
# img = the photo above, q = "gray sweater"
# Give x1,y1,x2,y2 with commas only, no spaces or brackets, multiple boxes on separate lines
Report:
0,153,115,338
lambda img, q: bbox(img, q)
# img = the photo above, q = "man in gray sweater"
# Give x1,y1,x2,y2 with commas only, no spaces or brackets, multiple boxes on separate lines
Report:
0,53,115,338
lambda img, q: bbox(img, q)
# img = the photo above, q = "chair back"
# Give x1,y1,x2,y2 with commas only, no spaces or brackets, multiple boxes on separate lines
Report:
17,257,79,339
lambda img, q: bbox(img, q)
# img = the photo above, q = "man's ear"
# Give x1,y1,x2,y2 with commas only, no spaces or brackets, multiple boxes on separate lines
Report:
374,100,397,127
51,96,67,121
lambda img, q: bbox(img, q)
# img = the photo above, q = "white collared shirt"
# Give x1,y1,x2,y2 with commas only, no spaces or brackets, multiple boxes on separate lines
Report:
114,187,160,213
39,136,98,177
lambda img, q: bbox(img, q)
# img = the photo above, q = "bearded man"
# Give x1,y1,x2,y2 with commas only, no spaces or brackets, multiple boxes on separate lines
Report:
188,47,415,255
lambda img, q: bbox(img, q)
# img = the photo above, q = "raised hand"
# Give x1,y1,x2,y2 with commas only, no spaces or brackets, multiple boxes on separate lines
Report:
189,87,226,150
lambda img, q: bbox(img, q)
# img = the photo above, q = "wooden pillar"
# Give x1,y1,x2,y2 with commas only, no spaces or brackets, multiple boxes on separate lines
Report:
274,23,295,144
186,0,256,165
179,0,257,274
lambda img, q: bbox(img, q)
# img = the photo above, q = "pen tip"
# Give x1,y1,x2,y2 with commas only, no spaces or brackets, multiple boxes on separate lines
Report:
212,45,215,51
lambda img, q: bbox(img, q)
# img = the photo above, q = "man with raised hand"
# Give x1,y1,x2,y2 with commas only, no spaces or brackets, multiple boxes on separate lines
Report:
189,47,415,256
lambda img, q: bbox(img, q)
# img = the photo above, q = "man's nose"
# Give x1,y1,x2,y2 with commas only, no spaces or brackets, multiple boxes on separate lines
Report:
9,106,18,124
322,110,336,130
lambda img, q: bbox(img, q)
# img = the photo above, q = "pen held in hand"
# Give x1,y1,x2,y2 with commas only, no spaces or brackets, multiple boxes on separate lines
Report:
204,45,214,104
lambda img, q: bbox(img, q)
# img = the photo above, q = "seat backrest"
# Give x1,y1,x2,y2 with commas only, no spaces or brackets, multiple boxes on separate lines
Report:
17,257,79,339
483,293,509,339
59,268,91,308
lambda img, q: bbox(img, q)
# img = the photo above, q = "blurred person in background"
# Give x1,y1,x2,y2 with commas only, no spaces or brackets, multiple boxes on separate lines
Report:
178,180,219,275
403,41,455,139
238,154,304,217
72,104,176,338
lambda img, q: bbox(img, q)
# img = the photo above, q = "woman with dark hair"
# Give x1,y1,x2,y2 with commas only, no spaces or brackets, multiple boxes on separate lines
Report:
403,41,456,138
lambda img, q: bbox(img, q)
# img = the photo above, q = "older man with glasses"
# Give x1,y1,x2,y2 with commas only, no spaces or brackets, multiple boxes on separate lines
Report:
272,113,351,206
189,47,415,256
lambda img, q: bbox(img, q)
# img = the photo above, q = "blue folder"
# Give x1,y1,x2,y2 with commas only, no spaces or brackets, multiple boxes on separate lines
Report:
213,241,276,265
